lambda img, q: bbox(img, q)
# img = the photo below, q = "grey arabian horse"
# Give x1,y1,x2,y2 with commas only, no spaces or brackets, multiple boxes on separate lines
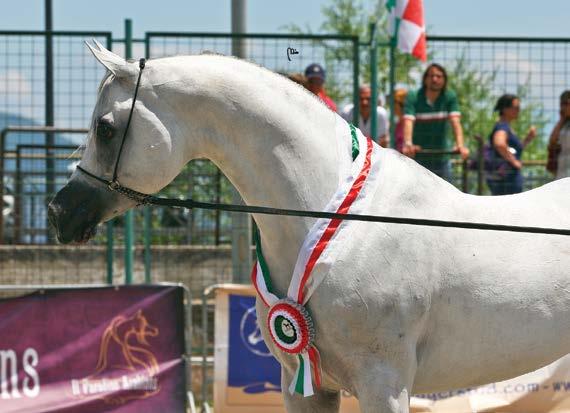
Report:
49,43,570,412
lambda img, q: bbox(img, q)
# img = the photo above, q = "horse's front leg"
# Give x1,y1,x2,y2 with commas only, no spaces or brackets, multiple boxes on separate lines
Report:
281,367,341,413
351,352,416,413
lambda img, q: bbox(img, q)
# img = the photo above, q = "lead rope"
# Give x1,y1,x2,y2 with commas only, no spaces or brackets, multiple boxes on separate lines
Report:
111,58,146,185
74,59,570,238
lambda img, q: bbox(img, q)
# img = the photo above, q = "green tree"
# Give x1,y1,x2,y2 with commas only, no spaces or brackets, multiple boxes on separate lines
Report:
445,54,547,159
283,0,424,104
285,0,548,162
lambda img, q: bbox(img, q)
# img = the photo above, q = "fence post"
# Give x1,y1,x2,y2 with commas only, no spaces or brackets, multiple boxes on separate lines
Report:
352,38,360,125
45,0,55,241
105,35,115,285
476,136,484,195
124,18,134,285
231,4,252,284
369,23,378,144
388,35,397,149
143,38,152,283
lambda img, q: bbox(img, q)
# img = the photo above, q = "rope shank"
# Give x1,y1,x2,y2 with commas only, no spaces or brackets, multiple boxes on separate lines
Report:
148,196,570,237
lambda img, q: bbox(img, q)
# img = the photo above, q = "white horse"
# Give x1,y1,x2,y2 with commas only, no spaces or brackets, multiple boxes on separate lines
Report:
48,44,570,413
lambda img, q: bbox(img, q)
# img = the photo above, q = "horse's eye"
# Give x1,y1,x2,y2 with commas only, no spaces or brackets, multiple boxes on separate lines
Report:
96,121,114,140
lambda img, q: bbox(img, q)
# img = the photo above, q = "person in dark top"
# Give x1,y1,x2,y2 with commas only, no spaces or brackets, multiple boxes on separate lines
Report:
486,94,537,195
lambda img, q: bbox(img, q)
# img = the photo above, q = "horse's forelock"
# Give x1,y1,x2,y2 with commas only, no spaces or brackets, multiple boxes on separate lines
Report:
97,71,115,94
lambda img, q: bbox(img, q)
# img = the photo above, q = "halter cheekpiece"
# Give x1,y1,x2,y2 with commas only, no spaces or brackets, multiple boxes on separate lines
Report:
76,58,151,205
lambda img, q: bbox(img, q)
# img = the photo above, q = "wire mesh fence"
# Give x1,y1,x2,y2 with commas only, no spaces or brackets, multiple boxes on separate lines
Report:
403,36,570,193
0,32,112,283
1,30,569,290
144,32,360,243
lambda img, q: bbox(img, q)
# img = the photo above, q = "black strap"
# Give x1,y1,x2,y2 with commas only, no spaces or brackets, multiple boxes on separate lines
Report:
147,195,570,236
112,58,146,184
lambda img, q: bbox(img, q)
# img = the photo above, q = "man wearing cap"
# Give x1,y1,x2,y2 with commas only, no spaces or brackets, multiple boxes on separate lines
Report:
305,63,337,112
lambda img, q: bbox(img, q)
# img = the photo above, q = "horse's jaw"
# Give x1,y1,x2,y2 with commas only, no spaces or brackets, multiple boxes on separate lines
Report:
48,176,136,244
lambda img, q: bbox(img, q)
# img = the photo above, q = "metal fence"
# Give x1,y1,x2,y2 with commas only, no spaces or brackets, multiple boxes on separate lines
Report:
409,36,570,193
0,30,361,295
0,31,113,284
1,31,568,275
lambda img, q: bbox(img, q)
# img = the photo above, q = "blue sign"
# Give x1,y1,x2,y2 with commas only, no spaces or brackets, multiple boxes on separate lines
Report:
228,294,281,394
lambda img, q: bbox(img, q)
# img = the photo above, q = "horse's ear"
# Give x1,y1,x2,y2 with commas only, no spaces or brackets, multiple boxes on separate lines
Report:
85,39,138,79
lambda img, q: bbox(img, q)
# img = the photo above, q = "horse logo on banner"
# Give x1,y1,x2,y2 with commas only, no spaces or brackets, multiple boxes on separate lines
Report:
71,310,161,405
240,305,273,358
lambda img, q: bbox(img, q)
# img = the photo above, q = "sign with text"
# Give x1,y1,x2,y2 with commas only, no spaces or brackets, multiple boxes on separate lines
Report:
0,285,187,413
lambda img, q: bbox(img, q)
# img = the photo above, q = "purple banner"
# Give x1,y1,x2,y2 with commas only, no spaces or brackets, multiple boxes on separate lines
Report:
0,285,187,413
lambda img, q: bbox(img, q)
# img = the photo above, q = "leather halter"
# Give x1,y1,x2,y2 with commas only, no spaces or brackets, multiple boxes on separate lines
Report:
76,58,151,205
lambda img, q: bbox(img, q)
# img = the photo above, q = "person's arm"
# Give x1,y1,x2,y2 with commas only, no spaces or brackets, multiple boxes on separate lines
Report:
448,92,469,160
522,126,537,148
493,130,522,170
402,92,420,157
377,107,389,148
548,115,564,149
449,116,469,159
340,104,352,123
402,118,420,157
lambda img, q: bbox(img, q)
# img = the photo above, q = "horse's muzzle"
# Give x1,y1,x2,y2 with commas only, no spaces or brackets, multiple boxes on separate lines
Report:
48,180,106,244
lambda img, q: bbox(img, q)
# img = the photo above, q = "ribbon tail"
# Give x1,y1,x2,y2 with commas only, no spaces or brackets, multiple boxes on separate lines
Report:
301,351,314,397
308,345,322,389
288,353,315,397
289,354,305,395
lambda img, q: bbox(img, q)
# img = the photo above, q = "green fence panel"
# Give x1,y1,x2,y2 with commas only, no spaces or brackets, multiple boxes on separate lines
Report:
399,35,570,193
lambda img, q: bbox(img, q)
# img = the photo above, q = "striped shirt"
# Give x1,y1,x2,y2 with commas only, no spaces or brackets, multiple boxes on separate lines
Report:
403,87,461,152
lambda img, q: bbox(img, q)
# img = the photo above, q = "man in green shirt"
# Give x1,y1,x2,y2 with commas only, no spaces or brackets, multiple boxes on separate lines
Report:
403,63,469,180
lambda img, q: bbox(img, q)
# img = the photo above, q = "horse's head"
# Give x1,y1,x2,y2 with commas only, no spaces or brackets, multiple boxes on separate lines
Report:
130,309,159,346
48,42,187,243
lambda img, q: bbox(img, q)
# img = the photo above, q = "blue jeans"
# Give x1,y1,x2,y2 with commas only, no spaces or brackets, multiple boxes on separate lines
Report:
487,171,523,195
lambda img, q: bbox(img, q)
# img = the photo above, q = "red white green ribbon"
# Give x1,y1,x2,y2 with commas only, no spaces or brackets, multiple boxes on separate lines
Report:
251,120,382,397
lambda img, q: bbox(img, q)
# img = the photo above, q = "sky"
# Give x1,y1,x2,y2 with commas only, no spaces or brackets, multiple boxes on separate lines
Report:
1,0,569,38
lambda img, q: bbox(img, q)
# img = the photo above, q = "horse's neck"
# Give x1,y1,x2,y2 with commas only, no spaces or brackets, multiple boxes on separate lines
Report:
154,56,349,292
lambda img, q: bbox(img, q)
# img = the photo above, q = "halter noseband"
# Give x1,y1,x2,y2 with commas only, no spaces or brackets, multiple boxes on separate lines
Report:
77,58,152,205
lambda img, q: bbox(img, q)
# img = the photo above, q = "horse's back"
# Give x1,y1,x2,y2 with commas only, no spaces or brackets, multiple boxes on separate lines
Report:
460,177,570,228
354,150,570,393
374,148,569,228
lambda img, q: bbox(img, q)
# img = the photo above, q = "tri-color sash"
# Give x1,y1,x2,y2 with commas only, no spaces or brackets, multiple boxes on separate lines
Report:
251,121,382,397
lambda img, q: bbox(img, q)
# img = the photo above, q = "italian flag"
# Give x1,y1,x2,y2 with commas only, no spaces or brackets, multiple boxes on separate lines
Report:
386,0,427,61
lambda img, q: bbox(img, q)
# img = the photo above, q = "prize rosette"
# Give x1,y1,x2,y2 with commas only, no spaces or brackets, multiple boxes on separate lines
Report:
267,299,314,354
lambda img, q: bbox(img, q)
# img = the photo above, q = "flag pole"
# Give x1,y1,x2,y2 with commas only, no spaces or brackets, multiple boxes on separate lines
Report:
388,31,397,149
369,23,378,144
